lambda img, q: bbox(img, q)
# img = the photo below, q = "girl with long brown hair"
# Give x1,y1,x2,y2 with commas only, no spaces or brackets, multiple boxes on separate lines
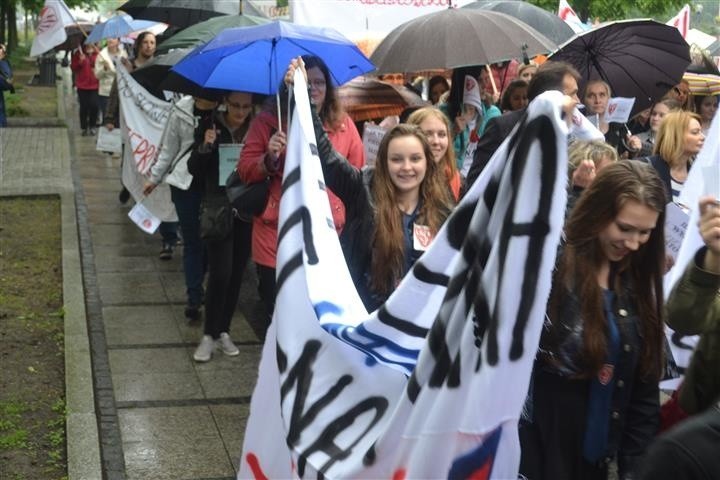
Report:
315,122,454,311
520,161,667,480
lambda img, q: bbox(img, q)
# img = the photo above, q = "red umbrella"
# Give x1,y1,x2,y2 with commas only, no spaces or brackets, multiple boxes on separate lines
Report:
338,76,428,122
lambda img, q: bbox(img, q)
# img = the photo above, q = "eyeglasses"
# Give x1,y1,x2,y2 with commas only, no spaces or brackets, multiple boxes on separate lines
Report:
308,79,326,89
227,101,252,110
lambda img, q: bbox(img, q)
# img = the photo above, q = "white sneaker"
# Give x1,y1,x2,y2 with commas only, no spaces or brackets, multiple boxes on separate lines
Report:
217,332,239,356
193,335,215,362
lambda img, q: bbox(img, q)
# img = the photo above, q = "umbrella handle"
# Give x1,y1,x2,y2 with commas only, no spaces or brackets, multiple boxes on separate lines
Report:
276,92,282,135
485,64,498,98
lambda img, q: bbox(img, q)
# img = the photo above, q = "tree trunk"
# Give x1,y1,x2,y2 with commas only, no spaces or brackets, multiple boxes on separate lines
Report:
7,0,17,50
0,0,7,46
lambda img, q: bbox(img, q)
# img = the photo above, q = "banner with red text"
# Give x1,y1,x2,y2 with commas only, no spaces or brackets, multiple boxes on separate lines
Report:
290,0,475,55
117,63,177,222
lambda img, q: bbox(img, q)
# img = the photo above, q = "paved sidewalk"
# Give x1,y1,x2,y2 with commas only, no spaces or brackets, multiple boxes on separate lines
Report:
2,71,266,480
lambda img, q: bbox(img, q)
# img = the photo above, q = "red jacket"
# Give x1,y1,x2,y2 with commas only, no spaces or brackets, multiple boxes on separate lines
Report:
238,109,365,268
71,50,99,91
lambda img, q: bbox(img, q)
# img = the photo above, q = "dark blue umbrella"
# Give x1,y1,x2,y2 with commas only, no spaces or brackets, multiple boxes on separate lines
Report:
169,20,375,95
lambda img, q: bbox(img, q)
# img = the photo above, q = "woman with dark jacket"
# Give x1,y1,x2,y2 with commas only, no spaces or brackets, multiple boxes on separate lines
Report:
313,120,454,311
520,161,668,480
187,91,254,362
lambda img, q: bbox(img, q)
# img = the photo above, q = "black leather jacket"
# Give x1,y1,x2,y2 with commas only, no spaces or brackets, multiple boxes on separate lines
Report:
536,275,660,475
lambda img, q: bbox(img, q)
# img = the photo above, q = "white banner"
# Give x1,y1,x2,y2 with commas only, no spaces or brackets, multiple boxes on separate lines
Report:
116,63,177,222
30,0,76,57
290,0,475,52
239,72,569,478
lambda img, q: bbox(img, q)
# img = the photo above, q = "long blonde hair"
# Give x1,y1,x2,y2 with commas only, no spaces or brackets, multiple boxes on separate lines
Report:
370,124,453,294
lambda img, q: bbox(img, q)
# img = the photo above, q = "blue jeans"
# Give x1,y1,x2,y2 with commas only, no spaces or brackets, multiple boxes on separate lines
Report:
170,186,204,306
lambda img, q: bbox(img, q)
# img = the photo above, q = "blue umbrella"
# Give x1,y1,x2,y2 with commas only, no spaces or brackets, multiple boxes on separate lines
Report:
169,20,375,95
85,14,160,44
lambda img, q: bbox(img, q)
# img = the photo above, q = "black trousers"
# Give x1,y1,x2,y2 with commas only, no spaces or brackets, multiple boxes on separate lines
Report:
77,89,99,130
204,219,252,338
256,264,277,321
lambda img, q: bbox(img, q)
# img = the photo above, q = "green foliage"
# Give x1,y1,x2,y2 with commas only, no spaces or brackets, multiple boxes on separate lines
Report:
527,0,686,22
0,400,30,450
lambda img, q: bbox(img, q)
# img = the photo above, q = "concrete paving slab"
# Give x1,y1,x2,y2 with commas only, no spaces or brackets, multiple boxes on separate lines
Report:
171,306,261,345
97,272,168,305
113,372,205,403
90,224,151,246
95,255,157,273
210,404,250,473
109,348,194,374
103,305,182,346
119,406,236,480
159,272,189,304
194,347,261,399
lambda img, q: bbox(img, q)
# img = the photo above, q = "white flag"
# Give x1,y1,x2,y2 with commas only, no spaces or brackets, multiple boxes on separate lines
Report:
30,0,76,57
239,70,570,478
666,4,691,39
603,97,636,124
558,0,587,34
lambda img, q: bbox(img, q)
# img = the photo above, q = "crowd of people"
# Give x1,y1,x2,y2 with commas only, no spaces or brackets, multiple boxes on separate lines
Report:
58,28,719,479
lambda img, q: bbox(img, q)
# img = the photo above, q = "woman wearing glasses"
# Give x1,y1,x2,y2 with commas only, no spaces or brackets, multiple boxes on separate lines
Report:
238,55,365,320
188,91,255,362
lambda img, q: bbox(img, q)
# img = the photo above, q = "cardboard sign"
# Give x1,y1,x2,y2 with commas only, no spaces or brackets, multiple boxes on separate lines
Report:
664,202,690,261
95,126,122,153
362,123,386,169
218,144,243,186
128,201,161,234
604,97,636,124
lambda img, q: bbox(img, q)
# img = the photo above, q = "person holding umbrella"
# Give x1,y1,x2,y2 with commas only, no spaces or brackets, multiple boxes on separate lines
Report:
582,79,642,158
238,55,365,319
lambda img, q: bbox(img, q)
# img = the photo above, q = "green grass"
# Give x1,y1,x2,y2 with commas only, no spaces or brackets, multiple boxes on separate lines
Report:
0,401,30,450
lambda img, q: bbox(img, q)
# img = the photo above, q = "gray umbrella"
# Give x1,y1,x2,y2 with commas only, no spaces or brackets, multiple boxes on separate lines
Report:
463,0,575,46
370,8,556,74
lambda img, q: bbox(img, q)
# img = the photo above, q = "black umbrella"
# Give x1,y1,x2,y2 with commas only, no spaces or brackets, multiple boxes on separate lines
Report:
463,0,575,46
370,8,556,74
118,0,240,29
53,23,94,51
131,48,228,101
549,19,691,115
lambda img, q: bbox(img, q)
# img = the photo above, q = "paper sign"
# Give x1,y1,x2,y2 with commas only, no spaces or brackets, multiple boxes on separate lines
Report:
128,202,161,234
218,144,242,186
664,202,690,261
362,123,387,169
604,97,636,124
96,126,122,153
